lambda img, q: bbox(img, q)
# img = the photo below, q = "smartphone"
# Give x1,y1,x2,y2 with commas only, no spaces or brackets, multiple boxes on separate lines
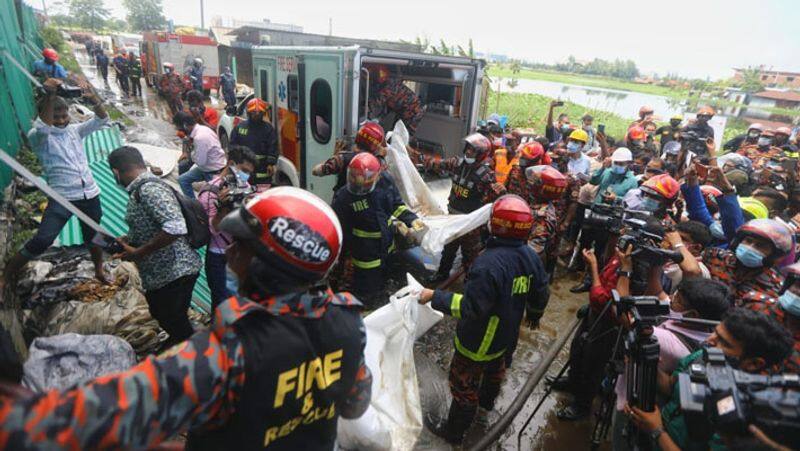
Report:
695,163,709,179
598,124,606,134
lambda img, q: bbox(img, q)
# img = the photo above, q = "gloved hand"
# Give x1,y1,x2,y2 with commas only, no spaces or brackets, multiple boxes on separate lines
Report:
411,219,426,233
394,221,410,237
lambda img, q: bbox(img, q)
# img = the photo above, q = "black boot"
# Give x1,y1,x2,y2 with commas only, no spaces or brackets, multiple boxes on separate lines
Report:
545,374,571,391
431,401,476,445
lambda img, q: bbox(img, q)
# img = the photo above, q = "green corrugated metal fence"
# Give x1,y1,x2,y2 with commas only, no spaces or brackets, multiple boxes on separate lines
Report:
0,0,40,192
57,127,213,314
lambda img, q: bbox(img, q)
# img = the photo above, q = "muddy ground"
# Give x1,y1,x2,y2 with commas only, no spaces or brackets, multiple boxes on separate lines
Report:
71,44,605,450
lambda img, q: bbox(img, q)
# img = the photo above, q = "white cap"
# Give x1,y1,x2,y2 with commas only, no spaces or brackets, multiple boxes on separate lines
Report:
611,147,633,162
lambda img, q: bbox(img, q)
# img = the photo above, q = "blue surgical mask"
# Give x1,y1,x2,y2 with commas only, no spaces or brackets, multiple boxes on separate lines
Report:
757,137,771,147
641,196,661,212
779,290,800,316
709,221,725,240
567,142,582,153
735,244,765,268
612,164,627,175
464,157,476,164
236,169,250,185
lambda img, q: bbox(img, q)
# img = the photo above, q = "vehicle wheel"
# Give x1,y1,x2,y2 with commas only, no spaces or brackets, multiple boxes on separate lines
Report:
219,130,229,150
274,171,293,187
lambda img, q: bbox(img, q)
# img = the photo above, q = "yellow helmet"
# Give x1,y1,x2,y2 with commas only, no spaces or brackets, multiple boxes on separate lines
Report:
738,197,769,220
670,114,683,121
569,129,589,144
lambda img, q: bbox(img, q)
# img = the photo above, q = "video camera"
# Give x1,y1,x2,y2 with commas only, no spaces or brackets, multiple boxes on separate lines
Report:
612,291,670,412
219,173,256,208
679,347,800,448
680,130,708,156
617,217,683,267
584,199,627,233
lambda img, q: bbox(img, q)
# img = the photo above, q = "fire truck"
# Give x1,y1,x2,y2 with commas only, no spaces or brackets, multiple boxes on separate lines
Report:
140,32,220,95
244,45,486,202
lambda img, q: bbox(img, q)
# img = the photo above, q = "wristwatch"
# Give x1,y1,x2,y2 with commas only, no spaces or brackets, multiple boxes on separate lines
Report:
650,427,664,441
617,269,633,279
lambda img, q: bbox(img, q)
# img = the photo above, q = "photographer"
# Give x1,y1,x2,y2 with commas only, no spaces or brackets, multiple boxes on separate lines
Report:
704,218,790,307
197,145,257,310
663,222,711,290
612,276,731,451
624,308,794,451
545,100,571,147
682,164,745,246
681,106,716,157
1,79,110,291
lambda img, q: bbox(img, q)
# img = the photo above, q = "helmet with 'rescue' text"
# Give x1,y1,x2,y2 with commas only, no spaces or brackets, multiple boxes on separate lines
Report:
489,194,533,240
525,165,567,201
355,122,385,153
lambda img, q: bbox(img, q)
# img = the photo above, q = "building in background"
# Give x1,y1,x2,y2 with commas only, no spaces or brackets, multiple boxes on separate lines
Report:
733,67,800,89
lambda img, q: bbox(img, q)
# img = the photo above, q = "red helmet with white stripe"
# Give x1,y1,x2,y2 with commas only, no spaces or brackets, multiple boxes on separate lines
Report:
219,187,343,283
490,194,533,240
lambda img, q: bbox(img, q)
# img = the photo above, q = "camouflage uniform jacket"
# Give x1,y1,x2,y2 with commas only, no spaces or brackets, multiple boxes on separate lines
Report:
0,291,372,450
737,145,783,169
369,79,424,134
504,166,557,259
703,247,784,307
426,156,505,213
748,301,800,374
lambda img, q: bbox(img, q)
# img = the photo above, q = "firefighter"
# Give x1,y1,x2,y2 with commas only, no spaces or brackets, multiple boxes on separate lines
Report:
127,52,143,97
159,62,184,116
635,173,681,222
723,123,763,152
367,64,424,136
513,165,566,282
188,57,204,93
113,51,130,96
312,121,387,193
774,126,798,153
331,153,424,306
656,114,684,150
230,98,278,189
32,48,68,80
737,129,783,169
426,133,507,283
418,194,550,444
491,132,521,185
0,187,372,450
682,106,716,155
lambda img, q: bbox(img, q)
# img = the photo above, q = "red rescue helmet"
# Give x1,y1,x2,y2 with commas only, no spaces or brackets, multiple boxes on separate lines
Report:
627,126,646,142
246,98,269,114
489,194,533,240
638,105,654,117
640,174,680,203
697,105,716,117
517,141,545,165
781,262,800,294
525,165,567,201
355,122,385,153
463,133,492,160
775,126,792,137
42,48,59,61
219,187,342,284
346,152,382,195
731,219,794,264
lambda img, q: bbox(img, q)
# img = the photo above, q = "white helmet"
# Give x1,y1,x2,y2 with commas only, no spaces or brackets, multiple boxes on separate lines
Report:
193,57,203,66
611,147,633,162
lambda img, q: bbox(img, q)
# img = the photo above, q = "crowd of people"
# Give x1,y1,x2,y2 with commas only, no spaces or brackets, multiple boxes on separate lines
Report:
1,60,799,449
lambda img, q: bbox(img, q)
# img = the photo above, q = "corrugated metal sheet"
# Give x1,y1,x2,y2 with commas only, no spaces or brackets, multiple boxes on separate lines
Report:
0,0,40,193
56,127,212,313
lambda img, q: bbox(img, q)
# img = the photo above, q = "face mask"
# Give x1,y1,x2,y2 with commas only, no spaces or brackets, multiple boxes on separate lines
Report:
612,164,627,175
697,116,709,124
463,157,476,164
670,120,681,128
779,290,800,316
641,196,661,212
709,221,725,240
735,244,765,268
748,131,760,139
583,125,592,132
225,264,240,296
231,166,250,185
757,137,771,147
631,140,643,148
566,142,582,153
561,124,571,133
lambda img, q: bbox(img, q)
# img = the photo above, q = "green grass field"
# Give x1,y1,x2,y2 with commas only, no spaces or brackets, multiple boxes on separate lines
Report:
488,67,689,98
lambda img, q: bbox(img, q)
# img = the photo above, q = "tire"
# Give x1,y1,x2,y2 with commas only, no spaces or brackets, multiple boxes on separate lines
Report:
218,129,229,150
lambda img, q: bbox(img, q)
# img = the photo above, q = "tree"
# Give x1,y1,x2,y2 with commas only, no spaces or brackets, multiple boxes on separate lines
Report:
68,0,110,31
736,66,765,93
123,0,167,32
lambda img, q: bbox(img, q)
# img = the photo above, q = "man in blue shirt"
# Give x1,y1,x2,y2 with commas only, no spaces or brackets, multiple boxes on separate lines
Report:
32,48,68,81
1,79,111,292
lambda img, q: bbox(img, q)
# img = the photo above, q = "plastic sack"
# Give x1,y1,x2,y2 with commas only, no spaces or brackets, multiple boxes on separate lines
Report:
337,274,443,451
22,333,136,392
385,121,446,216
419,203,492,263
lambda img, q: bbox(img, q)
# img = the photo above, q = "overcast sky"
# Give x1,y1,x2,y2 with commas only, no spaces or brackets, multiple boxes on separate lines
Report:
49,0,800,79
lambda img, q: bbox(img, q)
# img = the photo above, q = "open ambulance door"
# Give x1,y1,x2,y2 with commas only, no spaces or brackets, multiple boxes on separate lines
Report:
298,53,343,203
253,57,278,124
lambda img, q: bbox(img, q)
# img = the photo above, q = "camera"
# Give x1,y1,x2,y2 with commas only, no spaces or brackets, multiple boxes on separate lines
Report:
680,130,708,156
679,347,800,447
57,83,83,99
218,173,255,208
584,200,626,233
617,218,683,267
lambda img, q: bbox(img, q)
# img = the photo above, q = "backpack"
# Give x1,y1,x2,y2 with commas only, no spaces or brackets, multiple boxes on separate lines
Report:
134,178,210,249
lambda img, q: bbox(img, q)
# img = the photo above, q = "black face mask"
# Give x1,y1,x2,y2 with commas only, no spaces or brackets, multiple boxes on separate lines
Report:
670,120,681,128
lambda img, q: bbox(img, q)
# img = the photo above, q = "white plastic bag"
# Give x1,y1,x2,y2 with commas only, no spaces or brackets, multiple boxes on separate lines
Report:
420,203,492,260
337,274,443,451
385,121,446,216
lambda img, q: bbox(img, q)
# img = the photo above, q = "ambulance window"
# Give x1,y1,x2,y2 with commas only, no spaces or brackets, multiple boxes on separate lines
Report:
310,79,332,144
288,75,299,113
259,69,271,122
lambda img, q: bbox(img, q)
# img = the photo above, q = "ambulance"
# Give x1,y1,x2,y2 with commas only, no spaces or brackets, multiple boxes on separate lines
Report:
245,45,486,202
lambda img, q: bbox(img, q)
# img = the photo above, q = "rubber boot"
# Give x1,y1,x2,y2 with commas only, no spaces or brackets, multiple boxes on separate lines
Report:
435,401,477,445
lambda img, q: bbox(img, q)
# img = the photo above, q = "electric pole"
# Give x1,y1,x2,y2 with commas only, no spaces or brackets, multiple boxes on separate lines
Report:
200,0,205,29
329,18,332,36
